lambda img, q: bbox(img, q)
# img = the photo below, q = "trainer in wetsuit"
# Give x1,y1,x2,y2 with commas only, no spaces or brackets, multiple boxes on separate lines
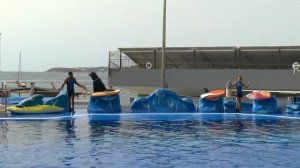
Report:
58,72,86,112
231,75,250,112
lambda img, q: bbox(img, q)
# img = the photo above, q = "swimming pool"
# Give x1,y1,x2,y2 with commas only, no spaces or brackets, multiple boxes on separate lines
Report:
0,110,300,167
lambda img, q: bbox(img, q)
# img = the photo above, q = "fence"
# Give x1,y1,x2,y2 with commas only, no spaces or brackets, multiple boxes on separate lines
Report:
109,48,300,70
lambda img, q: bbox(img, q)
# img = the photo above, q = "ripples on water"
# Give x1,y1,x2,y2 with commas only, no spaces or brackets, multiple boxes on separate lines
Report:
0,117,300,168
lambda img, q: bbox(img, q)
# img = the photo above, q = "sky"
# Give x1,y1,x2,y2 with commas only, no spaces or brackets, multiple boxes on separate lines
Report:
1,0,300,71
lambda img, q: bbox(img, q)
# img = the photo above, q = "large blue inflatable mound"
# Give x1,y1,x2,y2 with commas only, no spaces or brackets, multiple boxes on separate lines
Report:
44,90,69,110
88,94,122,113
286,103,300,113
198,97,224,113
130,89,196,113
252,96,281,114
224,100,252,112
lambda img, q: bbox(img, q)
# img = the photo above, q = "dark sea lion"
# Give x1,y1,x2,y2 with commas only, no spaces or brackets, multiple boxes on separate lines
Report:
88,72,107,92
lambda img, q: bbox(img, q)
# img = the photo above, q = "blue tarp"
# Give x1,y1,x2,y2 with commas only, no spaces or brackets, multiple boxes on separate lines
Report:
44,90,68,110
295,96,300,103
130,89,196,113
286,103,300,113
88,94,122,113
224,100,253,112
198,97,224,113
252,96,281,114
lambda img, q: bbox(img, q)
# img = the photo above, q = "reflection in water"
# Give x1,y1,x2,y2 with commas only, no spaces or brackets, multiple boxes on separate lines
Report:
0,121,8,149
58,118,77,167
85,119,300,167
65,119,75,133
1,113,300,167
89,121,121,138
235,114,244,132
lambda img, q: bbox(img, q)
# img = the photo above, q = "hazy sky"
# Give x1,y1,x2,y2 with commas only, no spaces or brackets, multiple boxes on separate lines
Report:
1,0,300,71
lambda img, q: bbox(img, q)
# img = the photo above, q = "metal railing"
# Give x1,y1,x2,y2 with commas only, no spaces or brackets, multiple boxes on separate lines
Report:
108,49,300,71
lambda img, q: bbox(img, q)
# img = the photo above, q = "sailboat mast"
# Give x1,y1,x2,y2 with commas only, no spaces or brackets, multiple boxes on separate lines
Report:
0,33,1,72
161,0,167,88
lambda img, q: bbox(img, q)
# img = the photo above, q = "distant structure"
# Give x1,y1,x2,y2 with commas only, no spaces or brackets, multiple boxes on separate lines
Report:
46,67,107,73
108,46,300,96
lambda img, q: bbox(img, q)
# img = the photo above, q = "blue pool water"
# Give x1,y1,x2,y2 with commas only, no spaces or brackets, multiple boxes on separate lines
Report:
1,110,300,167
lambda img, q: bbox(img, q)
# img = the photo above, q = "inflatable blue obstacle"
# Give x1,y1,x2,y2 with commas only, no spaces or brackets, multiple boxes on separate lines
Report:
286,96,300,113
224,100,252,112
198,97,224,113
130,89,195,113
7,90,68,114
198,97,252,113
87,91,122,113
252,96,281,114
87,88,284,114
197,95,282,114
286,103,300,113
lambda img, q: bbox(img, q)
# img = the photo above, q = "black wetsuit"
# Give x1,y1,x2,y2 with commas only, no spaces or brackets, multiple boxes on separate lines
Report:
236,81,244,98
66,78,75,97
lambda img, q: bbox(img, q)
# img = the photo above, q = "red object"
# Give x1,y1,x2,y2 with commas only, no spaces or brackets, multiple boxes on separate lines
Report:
201,90,225,99
246,91,271,100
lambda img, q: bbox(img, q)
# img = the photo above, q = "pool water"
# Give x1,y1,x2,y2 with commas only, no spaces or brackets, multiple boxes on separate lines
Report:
1,110,300,167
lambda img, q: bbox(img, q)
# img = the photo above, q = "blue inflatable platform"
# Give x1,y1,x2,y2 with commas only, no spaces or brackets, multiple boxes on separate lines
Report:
130,89,195,113
88,94,122,113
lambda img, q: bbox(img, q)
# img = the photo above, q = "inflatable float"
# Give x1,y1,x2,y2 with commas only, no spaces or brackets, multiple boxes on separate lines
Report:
91,90,121,97
130,89,195,113
7,90,68,115
198,97,224,113
286,103,300,113
246,91,271,100
88,89,122,113
7,105,64,114
200,90,225,99
252,95,281,114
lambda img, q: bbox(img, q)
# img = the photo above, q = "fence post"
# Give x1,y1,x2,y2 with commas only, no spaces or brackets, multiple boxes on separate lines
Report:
119,50,122,69
226,81,232,98
154,49,157,69
194,49,196,69
30,82,35,96
4,82,7,114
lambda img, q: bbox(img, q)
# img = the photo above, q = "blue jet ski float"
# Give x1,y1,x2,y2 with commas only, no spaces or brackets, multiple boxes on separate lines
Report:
7,91,68,115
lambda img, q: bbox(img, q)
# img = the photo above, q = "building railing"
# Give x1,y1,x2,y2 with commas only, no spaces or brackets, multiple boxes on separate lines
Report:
108,49,300,71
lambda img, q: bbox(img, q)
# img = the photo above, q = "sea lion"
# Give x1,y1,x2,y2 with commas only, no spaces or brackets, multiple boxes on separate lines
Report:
88,72,107,92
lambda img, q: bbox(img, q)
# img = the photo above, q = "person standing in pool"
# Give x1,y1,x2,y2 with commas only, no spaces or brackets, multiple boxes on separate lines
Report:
231,75,250,112
58,72,86,112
